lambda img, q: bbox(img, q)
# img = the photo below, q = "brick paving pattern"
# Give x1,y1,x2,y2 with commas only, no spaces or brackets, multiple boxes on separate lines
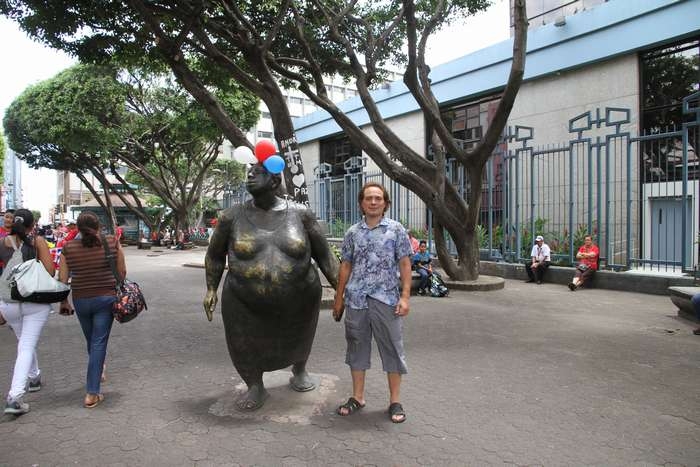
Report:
1,247,699,466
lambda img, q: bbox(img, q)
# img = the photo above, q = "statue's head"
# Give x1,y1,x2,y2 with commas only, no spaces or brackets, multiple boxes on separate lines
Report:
246,163,282,196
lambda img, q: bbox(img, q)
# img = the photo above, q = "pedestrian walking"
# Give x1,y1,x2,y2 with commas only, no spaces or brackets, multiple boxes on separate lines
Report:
59,211,126,408
1,209,55,415
332,182,413,423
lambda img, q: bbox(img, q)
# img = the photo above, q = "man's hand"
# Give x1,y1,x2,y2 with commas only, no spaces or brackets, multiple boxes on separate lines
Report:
395,296,410,317
531,262,539,269
332,295,344,322
203,289,218,322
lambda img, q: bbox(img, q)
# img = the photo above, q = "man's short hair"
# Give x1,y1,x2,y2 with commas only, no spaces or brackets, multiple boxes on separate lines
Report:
419,240,427,246
358,182,391,213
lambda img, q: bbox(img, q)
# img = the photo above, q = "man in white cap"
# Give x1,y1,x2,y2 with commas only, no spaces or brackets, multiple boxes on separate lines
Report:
525,235,551,284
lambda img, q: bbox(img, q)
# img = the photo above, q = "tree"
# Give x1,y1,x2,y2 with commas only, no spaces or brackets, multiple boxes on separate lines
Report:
1,0,528,280
3,64,128,230
113,70,258,233
3,63,258,234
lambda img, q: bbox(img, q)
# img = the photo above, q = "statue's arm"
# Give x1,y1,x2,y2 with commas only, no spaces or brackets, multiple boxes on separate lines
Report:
203,209,233,321
302,208,339,289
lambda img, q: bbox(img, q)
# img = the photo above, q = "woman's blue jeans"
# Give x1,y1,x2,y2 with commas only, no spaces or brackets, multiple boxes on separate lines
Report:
73,295,115,394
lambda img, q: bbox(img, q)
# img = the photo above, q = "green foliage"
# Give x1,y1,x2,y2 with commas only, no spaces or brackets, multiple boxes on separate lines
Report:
3,64,124,171
330,244,342,262
0,0,510,280
31,210,42,224
409,227,429,240
3,62,259,231
477,223,503,249
329,218,352,238
516,219,598,266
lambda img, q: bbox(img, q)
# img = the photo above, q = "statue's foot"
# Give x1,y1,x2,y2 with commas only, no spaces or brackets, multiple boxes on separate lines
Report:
289,372,316,392
236,385,269,411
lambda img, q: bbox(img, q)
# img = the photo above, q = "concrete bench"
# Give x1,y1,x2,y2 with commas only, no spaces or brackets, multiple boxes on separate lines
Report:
478,260,696,295
668,286,700,322
137,241,152,250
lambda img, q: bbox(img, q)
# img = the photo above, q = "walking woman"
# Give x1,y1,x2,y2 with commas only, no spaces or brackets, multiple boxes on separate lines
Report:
59,211,126,408
2,209,55,415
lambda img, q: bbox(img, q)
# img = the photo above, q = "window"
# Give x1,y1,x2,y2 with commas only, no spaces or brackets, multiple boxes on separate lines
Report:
261,111,271,119
436,96,505,219
257,131,273,139
289,96,303,105
440,100,492,151
640,37,699,181
511,0,607,30
319,135,362,177
641,37,699,133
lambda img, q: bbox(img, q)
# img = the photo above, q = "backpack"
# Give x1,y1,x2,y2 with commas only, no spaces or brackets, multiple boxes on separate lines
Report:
0,237,32,302
428,272,449,297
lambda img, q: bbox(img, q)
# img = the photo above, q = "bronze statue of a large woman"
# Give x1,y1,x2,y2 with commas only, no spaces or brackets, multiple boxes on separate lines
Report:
203,163,338,410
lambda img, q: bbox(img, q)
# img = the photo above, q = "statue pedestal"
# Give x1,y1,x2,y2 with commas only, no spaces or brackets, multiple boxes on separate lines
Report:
208,370,340,424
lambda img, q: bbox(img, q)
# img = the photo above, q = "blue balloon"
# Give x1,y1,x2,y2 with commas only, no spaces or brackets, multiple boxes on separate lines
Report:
263,155,285,174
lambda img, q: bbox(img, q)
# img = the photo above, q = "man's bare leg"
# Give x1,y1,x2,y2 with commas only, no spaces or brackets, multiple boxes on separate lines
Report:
388,372,401,404
387,372,405,423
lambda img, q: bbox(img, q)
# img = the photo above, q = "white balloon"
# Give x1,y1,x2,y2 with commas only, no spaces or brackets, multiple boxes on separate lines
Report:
233,146,257,164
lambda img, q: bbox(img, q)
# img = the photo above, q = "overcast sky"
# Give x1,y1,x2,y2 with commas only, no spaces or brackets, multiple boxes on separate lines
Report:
0,0,509,220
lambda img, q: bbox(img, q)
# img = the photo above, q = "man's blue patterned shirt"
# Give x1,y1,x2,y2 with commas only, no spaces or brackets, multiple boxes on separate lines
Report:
341,216,413,309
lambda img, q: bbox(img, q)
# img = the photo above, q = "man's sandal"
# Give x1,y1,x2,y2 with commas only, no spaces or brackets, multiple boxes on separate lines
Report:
337,397,365,416
388,402,406,423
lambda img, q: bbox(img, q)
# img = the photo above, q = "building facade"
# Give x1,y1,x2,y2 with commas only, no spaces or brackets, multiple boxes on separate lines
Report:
293,0,700,273
2,147,23,211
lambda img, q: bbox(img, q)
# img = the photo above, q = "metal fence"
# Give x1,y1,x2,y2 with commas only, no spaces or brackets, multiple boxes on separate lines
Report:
309,92,700,274
312,157,427,238
500,92,699,272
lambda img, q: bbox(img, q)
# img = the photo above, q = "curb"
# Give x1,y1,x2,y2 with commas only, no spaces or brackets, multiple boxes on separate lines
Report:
444,275,505,291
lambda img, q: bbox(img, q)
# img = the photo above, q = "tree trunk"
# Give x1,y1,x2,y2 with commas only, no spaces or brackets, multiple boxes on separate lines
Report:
84,169,117,233
263,92,310,206
459,164,487,281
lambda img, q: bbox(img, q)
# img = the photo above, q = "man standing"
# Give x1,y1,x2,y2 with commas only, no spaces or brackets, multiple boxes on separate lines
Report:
525,235,551,284
332,182,413,423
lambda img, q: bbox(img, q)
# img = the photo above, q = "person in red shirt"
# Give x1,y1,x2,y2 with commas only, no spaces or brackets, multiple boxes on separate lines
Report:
568,235,600,291
0,210,15,281
64,222,78,242
0,210,15,238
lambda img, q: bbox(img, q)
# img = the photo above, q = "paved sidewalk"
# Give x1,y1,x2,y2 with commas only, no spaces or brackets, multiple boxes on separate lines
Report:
1,246,699,466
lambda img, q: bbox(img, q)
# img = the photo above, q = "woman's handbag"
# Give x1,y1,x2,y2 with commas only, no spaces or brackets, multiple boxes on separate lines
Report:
9,259,71,303
576,263,590,272
101,235,147,323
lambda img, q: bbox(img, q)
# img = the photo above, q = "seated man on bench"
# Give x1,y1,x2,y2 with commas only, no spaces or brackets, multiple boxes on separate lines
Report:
568,234,599,291
525,235,550,284
412,240,432,295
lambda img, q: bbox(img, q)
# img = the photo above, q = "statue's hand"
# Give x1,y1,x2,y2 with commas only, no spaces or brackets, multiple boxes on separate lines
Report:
203,289,217,322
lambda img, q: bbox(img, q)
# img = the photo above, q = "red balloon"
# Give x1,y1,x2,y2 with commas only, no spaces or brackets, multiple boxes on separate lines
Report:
255,139,277,163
